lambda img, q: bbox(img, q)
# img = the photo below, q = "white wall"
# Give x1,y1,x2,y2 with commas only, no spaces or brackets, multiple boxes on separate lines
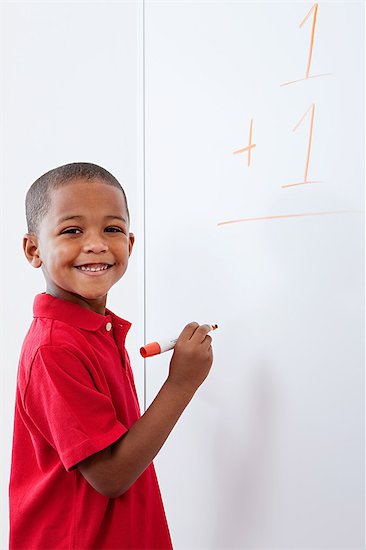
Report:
1,1,364,549
0,2,144,547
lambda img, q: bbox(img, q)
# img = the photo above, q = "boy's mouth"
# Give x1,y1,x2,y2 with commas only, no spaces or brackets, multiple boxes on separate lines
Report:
75,263,114,272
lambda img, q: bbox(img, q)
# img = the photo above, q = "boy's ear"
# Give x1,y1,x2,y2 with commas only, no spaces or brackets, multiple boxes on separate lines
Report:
128,233,135,257
23,234,42,268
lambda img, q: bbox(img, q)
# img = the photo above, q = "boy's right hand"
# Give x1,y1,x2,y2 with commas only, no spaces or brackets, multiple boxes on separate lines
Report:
78,322,214,498
168,322,214,395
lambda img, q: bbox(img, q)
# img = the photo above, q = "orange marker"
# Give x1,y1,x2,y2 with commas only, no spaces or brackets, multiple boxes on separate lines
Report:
140,324,218,358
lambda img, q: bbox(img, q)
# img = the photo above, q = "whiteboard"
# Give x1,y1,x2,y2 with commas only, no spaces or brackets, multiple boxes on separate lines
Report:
144,2,364,548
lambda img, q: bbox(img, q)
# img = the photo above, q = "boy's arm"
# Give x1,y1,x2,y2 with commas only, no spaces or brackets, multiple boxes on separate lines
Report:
77,322,213,498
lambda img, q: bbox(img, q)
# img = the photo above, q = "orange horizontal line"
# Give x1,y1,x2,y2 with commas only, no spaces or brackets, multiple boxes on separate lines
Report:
233,144,257,155
282,180,322,188
217,210,363,226
280,73,333,87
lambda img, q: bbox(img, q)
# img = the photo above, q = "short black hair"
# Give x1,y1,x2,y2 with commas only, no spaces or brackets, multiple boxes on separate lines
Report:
25,162,130,235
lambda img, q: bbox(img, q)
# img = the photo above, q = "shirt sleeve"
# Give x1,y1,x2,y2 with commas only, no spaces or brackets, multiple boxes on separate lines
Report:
23,345,128,471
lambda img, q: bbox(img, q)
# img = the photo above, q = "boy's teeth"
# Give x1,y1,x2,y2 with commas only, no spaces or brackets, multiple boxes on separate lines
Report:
78,264,109,272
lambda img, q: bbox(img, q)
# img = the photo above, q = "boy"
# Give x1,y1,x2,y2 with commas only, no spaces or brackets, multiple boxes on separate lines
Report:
9,162,214,549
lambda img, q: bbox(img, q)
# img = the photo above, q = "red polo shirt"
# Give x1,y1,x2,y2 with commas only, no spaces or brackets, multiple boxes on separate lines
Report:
9,293,172,550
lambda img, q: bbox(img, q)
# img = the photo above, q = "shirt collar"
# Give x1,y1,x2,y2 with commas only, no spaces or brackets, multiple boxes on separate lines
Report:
33,292,132,335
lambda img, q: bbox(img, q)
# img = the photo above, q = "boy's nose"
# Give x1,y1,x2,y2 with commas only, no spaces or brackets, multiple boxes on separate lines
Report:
82,238,109,254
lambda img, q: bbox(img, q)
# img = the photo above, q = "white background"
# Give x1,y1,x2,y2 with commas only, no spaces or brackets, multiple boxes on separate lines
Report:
0,2,145,547
1,1,364,549
144,2,364,548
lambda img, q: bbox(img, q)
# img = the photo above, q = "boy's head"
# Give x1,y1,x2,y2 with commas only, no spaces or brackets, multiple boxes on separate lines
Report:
25,162,130,236
23,162,135,315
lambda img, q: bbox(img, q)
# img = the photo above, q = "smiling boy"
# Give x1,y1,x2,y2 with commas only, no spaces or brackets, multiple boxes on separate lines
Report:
9,162,214,549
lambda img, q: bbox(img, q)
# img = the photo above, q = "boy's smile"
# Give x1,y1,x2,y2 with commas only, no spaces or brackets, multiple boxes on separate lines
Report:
23,178,134,315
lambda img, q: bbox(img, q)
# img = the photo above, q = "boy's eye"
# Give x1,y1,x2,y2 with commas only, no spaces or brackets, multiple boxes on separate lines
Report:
105,227,123,233
62,228,81,234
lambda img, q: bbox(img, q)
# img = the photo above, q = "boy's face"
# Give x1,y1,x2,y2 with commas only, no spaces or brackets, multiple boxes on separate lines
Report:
23,178,134,315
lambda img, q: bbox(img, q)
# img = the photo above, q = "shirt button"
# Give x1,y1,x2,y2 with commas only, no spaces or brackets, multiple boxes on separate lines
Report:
106,322,112,331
